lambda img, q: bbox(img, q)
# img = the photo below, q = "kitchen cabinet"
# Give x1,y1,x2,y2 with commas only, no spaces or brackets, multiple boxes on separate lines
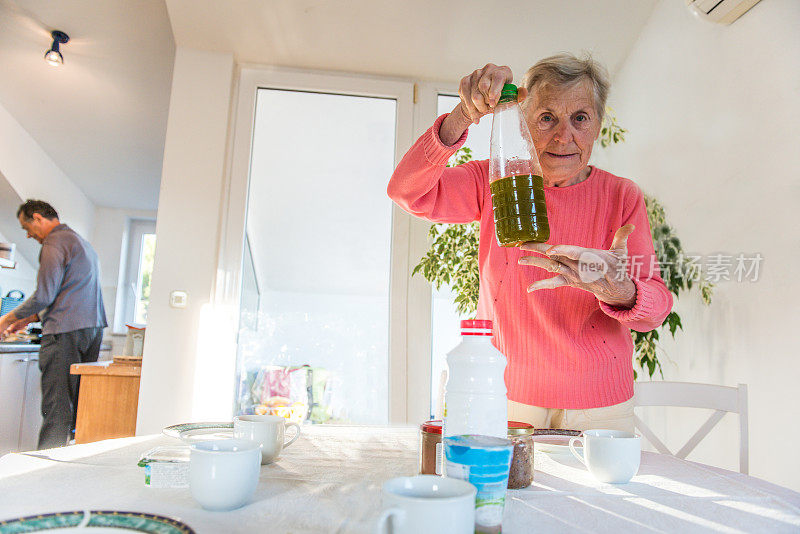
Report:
0,351,41,455
19,354,42,449
0,342,111,454
71,361,141,444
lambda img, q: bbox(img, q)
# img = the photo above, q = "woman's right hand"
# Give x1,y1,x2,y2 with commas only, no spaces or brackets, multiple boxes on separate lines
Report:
439,63,527,146
458,63,520,124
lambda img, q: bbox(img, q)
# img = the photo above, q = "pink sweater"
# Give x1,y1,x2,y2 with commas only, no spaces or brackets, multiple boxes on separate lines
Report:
388,114,673,408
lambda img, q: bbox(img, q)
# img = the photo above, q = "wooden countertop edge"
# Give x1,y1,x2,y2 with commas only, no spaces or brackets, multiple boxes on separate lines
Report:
70,361,142,376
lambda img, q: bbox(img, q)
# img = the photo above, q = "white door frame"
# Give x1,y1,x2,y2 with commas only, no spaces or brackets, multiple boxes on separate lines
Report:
409,82,467,421
218,65,427,423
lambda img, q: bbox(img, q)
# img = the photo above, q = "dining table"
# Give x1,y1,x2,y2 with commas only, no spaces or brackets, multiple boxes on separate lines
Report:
1,424,799,533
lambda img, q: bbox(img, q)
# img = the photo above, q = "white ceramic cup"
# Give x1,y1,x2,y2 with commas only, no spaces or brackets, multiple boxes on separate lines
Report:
233,414,301,464
189,439,261,511
376,475,476,534
569,429,641,483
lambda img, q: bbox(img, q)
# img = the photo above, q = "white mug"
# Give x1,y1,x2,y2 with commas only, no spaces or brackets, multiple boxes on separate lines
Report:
189,439,261,511
376,475,476,534
234,414,301,464
569,429,641,483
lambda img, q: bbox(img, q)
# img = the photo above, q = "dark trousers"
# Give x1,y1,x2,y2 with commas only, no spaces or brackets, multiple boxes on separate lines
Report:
37,327,104,449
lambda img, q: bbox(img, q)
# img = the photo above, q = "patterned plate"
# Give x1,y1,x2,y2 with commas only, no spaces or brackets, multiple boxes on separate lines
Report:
162,422,233,443
0,510,195,533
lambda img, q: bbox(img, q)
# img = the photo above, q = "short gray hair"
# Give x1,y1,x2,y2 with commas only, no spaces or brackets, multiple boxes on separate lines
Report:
521,53,610,121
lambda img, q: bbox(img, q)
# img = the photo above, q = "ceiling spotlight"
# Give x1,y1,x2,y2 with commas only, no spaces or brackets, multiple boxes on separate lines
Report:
44,30,69,66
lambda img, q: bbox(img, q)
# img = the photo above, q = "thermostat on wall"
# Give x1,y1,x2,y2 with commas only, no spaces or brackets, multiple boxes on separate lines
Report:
169,290,188,308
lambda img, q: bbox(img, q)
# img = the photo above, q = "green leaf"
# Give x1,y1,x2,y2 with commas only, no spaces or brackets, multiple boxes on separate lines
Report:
665,311,683,337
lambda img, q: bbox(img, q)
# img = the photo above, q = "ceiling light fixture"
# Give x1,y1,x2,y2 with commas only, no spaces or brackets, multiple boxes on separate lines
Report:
44,30,69,66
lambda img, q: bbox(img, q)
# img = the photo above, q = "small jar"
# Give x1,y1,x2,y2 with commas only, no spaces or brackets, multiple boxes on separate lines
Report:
419,420,443,475
507,421,535,489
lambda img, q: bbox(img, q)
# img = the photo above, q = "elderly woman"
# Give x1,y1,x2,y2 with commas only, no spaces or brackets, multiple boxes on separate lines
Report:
387,54,672,432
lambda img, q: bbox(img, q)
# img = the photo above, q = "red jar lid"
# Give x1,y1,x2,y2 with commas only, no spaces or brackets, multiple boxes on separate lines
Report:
420,420,443,434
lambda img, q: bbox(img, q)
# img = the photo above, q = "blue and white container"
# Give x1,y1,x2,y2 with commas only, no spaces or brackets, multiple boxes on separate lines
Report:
444,435,514,533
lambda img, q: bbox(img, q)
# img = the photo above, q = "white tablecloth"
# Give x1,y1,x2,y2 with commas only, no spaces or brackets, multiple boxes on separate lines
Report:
1,425,799,533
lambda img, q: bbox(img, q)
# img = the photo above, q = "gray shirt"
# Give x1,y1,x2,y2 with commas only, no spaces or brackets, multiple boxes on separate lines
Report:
14,224,107,335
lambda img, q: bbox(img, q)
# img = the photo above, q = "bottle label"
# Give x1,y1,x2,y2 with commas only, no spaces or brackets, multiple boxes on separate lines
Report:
435,442,443,475
445,460,470,480
475,482,507,528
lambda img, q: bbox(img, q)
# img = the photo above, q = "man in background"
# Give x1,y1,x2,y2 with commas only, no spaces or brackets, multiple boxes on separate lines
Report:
0,200,107,449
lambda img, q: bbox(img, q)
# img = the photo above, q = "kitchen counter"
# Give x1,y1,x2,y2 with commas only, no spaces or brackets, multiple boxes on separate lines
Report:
71,360,141,377
0,342,112,354
0,343,40,354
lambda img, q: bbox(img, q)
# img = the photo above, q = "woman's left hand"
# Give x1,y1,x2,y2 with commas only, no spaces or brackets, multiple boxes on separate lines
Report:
518,224,638,308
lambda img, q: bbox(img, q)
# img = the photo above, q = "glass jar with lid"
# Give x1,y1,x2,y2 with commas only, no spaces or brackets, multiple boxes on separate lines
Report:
507,421,535,489
419,420,443,475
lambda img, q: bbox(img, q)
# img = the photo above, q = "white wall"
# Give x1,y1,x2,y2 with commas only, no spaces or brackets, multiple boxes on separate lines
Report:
604,0,800,489
0,101,94,237
136,48,235,434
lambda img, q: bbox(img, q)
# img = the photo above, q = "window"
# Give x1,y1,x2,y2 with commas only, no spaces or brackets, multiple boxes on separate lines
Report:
116,219,156,330
134,233,156,324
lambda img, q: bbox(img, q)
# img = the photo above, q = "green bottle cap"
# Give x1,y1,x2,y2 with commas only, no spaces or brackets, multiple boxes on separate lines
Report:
498,83,518,103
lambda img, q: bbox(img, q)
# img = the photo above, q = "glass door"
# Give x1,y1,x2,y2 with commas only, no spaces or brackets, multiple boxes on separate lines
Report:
234,87,398,425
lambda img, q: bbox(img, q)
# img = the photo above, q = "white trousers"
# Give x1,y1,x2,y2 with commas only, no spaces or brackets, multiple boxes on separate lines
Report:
508,398,635,433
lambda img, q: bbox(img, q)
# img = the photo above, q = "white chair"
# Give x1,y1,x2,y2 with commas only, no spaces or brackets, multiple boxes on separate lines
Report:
633,381,749,474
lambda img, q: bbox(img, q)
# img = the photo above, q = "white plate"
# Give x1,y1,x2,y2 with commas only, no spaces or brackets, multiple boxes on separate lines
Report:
533,430,582,455
162,422,233,443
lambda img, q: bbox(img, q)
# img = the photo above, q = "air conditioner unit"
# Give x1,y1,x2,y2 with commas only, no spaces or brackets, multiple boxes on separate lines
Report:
686,0,762,24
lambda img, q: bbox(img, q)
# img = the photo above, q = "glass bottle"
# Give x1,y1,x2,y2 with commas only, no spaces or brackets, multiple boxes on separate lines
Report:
507,421,535,489
489,83,549,246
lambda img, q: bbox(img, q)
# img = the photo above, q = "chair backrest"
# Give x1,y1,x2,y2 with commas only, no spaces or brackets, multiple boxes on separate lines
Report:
633,381,749,474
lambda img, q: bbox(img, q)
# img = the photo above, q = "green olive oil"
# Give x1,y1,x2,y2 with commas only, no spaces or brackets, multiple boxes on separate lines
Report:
490,174,549,246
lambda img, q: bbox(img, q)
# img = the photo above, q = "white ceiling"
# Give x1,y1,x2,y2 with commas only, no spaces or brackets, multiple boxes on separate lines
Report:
166,0,660,82
0,0,174,210
0,0,659,212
